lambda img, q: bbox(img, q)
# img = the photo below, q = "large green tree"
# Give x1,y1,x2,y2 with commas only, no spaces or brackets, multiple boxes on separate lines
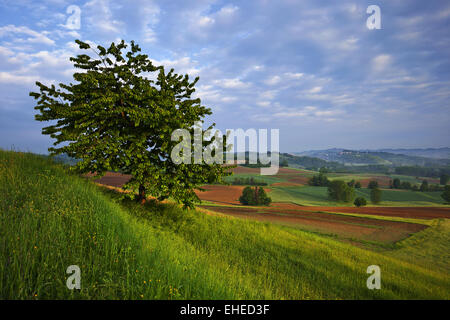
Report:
30,39,230,208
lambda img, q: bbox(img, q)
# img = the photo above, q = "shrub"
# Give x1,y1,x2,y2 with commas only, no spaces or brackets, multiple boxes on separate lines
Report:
441,185,450,203
354,197,367,207
368,180,379,189
420,180,429,192
239,186,271,206
370,188,382,204
308,173,329,186
327,180,355,202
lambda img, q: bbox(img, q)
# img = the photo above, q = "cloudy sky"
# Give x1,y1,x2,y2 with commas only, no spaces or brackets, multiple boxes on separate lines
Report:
0,0,449,154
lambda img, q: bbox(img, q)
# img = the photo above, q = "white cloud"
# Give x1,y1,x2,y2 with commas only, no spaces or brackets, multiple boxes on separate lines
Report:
264,75,281,85
372,54,392,73
214,78,250,89
284,72,304,79
0,25,55,46
83,0,124,35
308,86,322,93
0,72,36,84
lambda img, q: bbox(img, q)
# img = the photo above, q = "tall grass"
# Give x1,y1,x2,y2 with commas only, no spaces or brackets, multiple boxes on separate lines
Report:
0,150,448,299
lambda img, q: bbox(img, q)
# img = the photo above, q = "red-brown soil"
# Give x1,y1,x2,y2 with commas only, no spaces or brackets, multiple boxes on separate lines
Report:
86,172,131,188
302,206,450,219
195,185,245,205
200,204,427,243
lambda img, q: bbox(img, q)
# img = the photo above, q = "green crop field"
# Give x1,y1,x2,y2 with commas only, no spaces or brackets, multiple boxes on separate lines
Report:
1,150,449,299
268,185,445,206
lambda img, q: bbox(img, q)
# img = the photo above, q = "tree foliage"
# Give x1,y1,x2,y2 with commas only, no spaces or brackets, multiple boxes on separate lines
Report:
239,186,272,206
368,180,379,189
442,185,450,203
370,187,382,204
354,197,367,207
327,180,355,202
308,172,329,186
30,39,231,208
419,180,429,192
440,173,449,186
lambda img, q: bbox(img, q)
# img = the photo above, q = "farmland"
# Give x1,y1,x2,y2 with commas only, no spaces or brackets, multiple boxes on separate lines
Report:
1,150,449,299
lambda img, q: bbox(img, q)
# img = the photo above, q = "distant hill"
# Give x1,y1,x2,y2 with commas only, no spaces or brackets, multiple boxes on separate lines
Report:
292,148,450,167
375,148,450,160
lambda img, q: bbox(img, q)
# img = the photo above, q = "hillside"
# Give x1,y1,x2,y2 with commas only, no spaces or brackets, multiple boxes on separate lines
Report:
0,150,449,299
293,149,450,167
377,148,450,160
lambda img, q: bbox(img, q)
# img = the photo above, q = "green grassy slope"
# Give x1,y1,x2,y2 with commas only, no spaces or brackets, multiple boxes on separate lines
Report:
269,185,445,206
0,150,448,299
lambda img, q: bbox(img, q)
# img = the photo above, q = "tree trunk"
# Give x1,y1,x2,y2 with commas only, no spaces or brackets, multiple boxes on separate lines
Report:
138,184,146,204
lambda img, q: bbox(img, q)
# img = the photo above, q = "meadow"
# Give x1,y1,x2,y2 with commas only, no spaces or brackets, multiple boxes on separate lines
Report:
0,150,449,299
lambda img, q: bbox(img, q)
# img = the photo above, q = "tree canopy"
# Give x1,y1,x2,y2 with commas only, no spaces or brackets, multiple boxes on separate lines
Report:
30,39,231,208
327,180,355,202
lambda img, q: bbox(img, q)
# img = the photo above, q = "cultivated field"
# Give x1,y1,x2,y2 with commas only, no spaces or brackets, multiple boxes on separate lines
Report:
2,151,448,299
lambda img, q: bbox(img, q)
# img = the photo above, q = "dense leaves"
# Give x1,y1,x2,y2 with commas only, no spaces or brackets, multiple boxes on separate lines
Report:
239,186,272,206
327,180,355,202
370,188,382,204
354,197,367,207
30,39,231,208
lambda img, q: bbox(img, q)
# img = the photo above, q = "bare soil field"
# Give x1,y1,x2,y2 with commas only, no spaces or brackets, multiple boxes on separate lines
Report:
195,185,245,205
200,204,427,243
305,206,450,219
87,172,131,188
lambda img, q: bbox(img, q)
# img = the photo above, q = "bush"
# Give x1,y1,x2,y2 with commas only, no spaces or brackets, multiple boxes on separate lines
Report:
354,197,367,207
327,180,355,202
308,173,329,186
420,180,429,192
354,181,362,188
370,188,382,204
440,174,449,186
368,180,379,189
441,185,450,203
239,186,272,206
232,177,267,186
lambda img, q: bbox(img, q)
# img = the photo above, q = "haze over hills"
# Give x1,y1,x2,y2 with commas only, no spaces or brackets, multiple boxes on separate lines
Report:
291,148,450,166
375,148,450,160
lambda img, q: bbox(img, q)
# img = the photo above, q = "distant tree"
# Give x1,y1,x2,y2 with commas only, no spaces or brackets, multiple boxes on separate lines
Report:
392,178,401,189
30,39,231,208
400,181,412,190
441,185,450,203
280,159,289,167
428,184,443,192
319,167,329,174
354,197,367,207
368,180,379,189
327,180,355,202
239,186,271,206
354,181,362,188
440,174,450,186
257,186,272,206
239,186,255,205
412,185,419,191
308,172,329,187
347,179,356,188
420,180,429,192
370,187,382,204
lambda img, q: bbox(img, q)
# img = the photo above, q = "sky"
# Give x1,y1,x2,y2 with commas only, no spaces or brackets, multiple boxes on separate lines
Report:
0,0,449,154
